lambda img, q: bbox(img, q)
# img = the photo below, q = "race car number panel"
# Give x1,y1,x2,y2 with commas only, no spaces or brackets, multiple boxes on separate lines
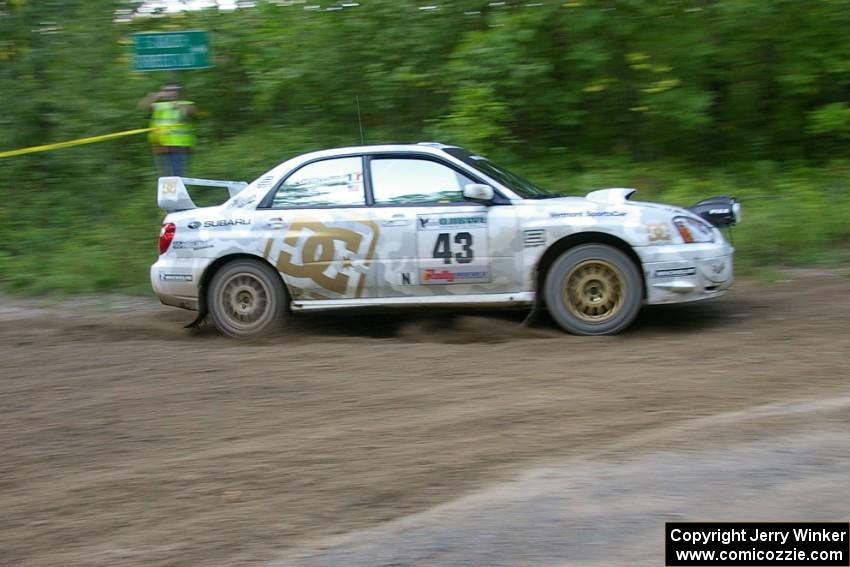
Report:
416,212,490,284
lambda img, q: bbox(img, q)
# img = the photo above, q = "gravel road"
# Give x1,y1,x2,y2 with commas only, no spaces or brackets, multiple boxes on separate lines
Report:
1,270,848,566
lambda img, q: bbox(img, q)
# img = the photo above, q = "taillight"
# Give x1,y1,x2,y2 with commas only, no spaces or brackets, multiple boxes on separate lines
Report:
159,223,176,254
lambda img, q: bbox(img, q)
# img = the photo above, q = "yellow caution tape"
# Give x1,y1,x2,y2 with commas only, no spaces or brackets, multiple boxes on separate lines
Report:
0,127,153,158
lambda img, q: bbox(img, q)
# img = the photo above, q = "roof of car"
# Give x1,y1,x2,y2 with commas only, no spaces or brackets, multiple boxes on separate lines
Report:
253,142,529,201
260,143,468,187
294,143,461,161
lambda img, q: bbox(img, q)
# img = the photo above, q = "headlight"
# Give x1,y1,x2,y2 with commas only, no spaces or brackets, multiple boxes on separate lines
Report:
673,216,715,243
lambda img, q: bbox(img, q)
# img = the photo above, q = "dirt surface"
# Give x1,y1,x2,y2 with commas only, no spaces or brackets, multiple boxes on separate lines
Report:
273,428,850,567
1,270,849,566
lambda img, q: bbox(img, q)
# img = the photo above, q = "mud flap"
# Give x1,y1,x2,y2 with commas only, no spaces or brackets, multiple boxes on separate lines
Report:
184,309,208,328
521,296,544,327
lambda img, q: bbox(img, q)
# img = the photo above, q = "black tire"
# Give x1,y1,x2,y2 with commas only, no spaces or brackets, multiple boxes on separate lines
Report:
544,244,642,335
207,259,287,339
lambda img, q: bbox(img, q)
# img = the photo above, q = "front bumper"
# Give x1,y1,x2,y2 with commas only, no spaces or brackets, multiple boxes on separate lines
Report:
637,241,734,305
150,256,212,311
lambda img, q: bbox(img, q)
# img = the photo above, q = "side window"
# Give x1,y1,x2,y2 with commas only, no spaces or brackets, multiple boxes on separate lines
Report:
271,157,365,208
371,158,475,205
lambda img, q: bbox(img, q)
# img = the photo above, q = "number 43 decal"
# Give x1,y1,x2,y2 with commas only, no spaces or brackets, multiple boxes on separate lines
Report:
433,232,474,264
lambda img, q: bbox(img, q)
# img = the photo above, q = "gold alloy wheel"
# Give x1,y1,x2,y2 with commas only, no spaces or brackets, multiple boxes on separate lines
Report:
221,273,270,327
563,259,625,323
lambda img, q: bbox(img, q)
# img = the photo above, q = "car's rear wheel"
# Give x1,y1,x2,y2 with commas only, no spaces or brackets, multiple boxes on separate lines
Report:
208,259,287,339
544,244,642,335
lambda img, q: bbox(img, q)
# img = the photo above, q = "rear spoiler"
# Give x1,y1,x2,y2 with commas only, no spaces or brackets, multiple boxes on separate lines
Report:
157,176,249,213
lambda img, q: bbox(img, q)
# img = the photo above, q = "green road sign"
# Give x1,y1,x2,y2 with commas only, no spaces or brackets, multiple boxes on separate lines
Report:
133,30,211,72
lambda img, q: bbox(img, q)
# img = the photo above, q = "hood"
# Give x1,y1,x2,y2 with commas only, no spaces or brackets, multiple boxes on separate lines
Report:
520,188,693,221
584,188,638,204
585,188,690,216
520,188,640,208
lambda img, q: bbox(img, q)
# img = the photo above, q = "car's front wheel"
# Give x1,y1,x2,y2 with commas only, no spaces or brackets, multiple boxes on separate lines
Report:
544,244,642,335
208,259,287,339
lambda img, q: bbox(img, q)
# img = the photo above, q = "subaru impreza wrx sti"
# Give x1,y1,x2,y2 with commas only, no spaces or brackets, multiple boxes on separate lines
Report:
152,143,740,338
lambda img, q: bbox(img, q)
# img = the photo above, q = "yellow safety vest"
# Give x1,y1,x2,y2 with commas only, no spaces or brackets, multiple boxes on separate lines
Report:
148,100,195,148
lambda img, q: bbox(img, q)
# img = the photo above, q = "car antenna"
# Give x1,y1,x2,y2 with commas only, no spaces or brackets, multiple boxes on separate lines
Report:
355,95,366,145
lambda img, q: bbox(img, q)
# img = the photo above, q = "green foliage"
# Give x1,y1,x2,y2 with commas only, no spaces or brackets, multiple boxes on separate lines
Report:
808,103,850,139
2,0,850,294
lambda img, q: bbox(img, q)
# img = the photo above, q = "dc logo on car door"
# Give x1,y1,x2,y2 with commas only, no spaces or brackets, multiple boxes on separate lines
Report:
262,215,379,299
417,213,490,284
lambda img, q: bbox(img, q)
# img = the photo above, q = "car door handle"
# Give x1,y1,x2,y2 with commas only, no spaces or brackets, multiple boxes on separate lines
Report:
266,217,285,227
381,215,411,227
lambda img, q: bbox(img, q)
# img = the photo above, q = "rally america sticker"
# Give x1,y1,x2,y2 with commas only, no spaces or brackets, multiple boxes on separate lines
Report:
421,268,490,284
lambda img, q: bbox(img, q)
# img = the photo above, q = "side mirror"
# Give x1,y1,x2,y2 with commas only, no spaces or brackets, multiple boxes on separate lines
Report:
463,183,494,202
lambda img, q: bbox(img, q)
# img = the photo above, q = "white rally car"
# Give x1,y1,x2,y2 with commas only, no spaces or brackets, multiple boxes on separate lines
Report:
152,143,740,338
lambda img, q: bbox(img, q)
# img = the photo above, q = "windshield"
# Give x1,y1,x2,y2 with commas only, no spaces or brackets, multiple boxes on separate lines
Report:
444,148,557,199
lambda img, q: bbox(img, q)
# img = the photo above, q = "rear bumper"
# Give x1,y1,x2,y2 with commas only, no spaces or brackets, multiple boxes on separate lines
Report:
150,256,211,311
636,241,735,305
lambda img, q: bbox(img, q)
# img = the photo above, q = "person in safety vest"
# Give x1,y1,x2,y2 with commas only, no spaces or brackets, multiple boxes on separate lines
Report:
138,83,196,177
